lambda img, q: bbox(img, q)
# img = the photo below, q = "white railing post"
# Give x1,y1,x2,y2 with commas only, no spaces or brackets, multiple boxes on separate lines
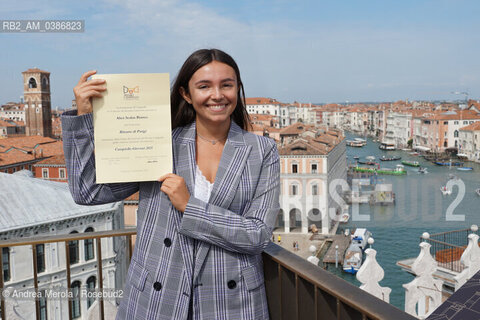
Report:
454,232,480,291
403,240,443,319
356,243,391,302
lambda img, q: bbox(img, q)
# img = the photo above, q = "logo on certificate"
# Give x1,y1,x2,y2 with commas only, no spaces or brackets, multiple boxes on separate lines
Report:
123,86,140,100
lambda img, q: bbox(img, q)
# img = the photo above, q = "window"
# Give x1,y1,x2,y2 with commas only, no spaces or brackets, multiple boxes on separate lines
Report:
84,227,94,261
291,185,298,195
292,164,298,173
39,290,47,320
71,281,81,319
2,248,10,282
59,168,66,179
41,77,48,90
454,130,459,138
42,168,49,179
464,121,468,125
36,244,45,273
69,231,79,264
87,276,96,309
28,77,37,88
312,184,318,195
443,121,448,125
311,163,317,173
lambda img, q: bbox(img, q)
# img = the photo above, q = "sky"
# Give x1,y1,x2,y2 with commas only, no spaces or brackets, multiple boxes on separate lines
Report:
1,0,479,109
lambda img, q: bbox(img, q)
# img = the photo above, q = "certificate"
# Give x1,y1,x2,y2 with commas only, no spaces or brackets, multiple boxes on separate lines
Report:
91,73,172,183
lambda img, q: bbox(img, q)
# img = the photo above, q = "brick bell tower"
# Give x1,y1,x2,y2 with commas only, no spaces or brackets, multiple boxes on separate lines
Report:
22,68,52,137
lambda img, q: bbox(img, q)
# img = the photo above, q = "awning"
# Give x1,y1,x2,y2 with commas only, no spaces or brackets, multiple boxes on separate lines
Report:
414,146,430,152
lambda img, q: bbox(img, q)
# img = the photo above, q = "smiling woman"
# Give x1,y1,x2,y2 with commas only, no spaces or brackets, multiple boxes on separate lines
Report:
61,48,280,320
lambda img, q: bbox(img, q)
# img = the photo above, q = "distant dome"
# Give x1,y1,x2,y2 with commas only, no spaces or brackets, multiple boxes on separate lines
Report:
13,170,34,178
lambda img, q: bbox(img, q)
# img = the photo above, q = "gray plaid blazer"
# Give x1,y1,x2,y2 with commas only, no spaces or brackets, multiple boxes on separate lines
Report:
61,111,280,320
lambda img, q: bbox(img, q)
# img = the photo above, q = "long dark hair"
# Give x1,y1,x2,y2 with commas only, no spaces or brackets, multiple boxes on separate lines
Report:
170,49,250,130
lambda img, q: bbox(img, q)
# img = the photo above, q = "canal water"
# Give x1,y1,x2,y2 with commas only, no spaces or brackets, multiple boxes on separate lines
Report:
327,133,480,311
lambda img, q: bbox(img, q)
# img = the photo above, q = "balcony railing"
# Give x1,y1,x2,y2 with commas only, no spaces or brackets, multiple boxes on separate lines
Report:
0,229,416,320
421,228,477,273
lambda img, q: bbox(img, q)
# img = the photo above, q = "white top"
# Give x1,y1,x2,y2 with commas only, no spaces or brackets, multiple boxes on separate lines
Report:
194,165,213,203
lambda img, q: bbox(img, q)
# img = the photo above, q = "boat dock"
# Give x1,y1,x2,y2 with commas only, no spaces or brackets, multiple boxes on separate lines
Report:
322,234,351,265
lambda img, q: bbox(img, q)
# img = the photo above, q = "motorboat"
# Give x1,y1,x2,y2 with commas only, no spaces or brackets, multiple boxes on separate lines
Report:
418,167,428,174
379,142,396,150
441,185,452,196
457,167,473,171
435,161,464,166
346,138,367,147
476,188,480,196
350,228,371,250
457,153,468,160
343,228,372,274
340,212,350,223
353,156,360,160
402,160,420,167
343,243,362,274
358,160,377,166
380,156,401,161
366,156,376,161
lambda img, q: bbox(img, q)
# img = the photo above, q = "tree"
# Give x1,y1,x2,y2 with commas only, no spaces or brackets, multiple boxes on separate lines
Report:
407,138,413,148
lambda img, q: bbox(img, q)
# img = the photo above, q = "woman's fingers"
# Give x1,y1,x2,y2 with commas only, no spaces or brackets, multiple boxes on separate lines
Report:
78,70,97,85
74,71,106,115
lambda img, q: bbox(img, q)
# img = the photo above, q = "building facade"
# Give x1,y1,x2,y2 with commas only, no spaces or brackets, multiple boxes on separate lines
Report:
0,171,126,320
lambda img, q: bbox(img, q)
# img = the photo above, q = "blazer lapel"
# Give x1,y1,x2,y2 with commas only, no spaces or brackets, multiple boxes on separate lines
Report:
173,122,197,282
193,121,252,281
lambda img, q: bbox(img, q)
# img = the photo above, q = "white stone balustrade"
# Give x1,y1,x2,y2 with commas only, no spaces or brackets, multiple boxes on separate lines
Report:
403,242,442,319
306,245,320,266
454,233,480,291
356,248,391,303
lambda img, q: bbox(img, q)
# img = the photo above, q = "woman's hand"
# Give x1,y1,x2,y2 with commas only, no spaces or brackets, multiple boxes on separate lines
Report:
73,70,106,115
158,173,190,212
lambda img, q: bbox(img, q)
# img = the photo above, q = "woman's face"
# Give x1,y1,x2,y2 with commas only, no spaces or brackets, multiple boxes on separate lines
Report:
181,60,238,128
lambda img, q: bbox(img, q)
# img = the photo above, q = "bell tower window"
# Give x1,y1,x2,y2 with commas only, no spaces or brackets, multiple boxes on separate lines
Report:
29,78,37,88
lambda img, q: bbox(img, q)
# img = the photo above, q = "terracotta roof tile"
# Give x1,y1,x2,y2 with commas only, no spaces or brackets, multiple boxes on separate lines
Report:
459,121,480,131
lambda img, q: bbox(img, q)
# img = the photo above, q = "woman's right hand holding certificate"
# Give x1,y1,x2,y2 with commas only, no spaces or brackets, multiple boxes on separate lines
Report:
73,70,106,116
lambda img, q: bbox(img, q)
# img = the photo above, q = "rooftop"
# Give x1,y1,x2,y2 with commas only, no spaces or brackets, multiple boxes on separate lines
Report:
0,172,117,233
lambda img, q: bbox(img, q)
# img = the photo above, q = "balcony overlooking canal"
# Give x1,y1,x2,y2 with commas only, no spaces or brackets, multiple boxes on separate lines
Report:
0,229,416,320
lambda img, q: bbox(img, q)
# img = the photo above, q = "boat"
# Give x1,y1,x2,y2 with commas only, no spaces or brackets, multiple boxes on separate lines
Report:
340,212,350,223
379,142,396,150
402,160,420,167
353,156,360,160
409,152,420,156
418,167,428,174
441,185,452,195
457,167,473,171
476,188,480,196
346,138,367,147
435,161,464,166
353,165,407,176
343,228,372,274
380,156,401,161
343,244,363,274
457,153,468,160
358,161,377,166
365,156,376,161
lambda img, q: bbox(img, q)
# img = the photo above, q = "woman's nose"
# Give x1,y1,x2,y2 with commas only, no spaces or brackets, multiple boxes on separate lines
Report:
211,86,223,100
